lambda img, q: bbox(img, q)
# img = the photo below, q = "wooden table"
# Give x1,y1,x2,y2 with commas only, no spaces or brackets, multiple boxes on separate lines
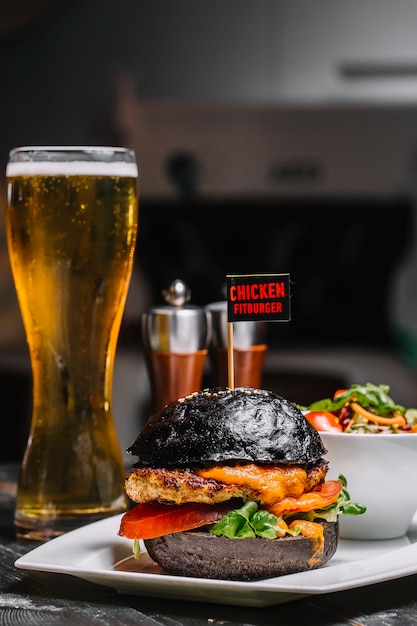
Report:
2,462,417,626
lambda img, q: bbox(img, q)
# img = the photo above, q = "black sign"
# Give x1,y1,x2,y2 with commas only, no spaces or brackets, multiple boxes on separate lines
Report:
226,273,291,322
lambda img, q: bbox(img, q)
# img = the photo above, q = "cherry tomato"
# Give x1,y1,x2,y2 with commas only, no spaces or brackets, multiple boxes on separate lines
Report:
333,388,347,400
305,410,343,432
118,500,236,540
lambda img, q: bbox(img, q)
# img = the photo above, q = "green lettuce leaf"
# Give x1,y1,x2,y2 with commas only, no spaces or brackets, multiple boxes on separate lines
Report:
209,500,298,539
311,474,367,521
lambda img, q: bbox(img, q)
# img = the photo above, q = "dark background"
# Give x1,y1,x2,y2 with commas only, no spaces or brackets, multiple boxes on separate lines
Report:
138,196,413,350
1,1,417,461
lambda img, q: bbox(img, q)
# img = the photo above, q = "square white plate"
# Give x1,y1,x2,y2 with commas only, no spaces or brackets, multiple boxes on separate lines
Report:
15,513,417,607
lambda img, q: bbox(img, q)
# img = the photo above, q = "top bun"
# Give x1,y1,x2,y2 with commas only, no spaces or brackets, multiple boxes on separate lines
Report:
128,387,326,468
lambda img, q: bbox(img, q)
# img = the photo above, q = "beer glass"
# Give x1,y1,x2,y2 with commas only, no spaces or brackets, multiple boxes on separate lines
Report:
6,146,138,540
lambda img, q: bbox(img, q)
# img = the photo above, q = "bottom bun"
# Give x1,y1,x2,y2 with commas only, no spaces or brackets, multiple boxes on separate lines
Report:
144,520,338,581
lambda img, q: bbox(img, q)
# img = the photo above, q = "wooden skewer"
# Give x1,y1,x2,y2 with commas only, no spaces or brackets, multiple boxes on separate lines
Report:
227,321,234,389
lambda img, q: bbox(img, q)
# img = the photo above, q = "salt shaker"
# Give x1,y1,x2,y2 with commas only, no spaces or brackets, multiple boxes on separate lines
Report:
142,279,211,414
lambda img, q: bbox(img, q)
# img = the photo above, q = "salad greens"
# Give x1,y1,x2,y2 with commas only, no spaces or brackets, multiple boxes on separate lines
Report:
302,383,405,416
299,382,417,433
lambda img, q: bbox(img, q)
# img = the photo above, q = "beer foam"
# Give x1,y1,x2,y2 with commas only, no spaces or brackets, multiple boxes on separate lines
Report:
6,160,138,178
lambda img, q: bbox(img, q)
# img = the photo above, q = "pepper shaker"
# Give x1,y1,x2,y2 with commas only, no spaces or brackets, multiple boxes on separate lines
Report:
206,300,267,388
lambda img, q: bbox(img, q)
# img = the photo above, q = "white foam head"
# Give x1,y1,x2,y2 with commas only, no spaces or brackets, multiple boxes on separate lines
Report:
6,146,138,178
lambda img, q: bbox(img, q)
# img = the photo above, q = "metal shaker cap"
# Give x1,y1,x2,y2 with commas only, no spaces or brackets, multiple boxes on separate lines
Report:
205,300,267,349
142,279,211,353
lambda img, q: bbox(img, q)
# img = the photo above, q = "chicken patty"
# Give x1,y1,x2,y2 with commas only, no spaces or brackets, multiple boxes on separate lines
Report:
125,460,328,507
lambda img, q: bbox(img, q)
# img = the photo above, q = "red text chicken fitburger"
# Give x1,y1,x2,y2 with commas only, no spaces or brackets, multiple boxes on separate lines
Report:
118,387,364,581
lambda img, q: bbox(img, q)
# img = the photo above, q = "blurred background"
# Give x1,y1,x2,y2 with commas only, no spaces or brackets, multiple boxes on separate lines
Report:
2,0,417,461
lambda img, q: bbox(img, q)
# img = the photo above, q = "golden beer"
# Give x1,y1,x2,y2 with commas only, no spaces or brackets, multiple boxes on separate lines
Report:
6,147,138,540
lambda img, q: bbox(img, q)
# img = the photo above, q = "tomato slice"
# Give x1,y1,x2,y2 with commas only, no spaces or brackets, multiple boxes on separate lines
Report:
269,480,343,517
305,410,342,432
333,388,347,400
118,500,238,540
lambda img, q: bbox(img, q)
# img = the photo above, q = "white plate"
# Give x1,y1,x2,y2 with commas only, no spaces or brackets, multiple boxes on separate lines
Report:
14,513,417,608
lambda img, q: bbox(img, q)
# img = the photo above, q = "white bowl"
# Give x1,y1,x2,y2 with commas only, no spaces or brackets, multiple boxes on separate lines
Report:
320,431,417,540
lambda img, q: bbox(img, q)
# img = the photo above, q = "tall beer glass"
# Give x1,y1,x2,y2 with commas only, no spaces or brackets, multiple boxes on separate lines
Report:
6,146,138,540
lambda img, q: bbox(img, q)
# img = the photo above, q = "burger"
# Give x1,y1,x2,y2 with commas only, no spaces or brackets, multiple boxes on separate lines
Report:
118,387,363,581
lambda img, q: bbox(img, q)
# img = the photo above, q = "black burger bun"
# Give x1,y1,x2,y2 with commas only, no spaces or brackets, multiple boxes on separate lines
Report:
144,519,339,581
128,386,327,467
125,387,338,582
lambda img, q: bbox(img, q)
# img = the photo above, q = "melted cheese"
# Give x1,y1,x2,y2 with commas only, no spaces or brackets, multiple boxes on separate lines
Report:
269,491,325,516
196,464,307,506
288,519,325,562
